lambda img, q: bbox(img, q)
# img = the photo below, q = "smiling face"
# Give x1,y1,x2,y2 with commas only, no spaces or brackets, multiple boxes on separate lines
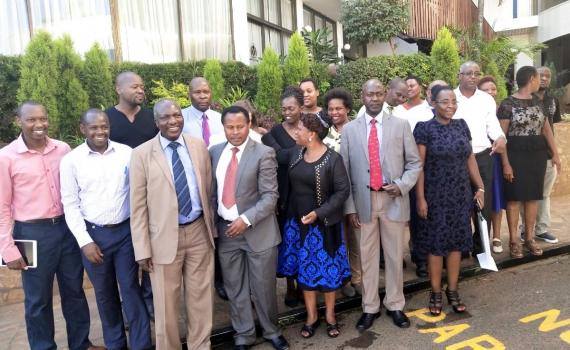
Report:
327,98,349,127
80,112,110,153
300,81,319,109
281,96,302,125
479,81,497,99
433,90,458,120
17,104,49,143
155,102,184,141
459,63,482,92
386,81,408,107
406,78,422,100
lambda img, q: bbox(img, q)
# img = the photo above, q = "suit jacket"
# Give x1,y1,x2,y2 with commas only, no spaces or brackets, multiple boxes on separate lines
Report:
130,134,216,264
210,138,281,253
340,111,422,223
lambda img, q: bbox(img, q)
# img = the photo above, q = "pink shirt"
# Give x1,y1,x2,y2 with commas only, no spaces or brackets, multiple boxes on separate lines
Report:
0,136,70,262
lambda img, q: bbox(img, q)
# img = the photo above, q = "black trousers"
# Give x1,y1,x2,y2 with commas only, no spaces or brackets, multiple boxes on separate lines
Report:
472,149,493,254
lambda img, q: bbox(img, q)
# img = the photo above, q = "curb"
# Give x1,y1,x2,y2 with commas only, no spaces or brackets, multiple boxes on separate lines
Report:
208,244,570,347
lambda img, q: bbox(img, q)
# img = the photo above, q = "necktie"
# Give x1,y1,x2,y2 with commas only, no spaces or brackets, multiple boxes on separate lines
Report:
222,147,239,209
368,119,383,191
168,142,193,217
202,113,211,146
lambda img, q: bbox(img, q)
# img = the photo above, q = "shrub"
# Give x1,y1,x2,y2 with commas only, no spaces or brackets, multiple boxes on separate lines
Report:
17,31,60,137
150,80,190,108
203,59,225,102
221,61,258,100
301,27,339,64
83,43,115,109
219,87,249,109
333,54,435,110
0,56,21,143
283,32,310,86
255,48,283,115
430,27,461,87
54,35,89,142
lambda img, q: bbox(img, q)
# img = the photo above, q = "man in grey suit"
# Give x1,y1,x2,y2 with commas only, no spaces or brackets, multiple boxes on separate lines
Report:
340,79,422,331
210,105,289,350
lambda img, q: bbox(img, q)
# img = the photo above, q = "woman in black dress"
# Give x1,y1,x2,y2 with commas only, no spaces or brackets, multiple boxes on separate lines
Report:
285,113,351,338
414,86,485,316
498,66,561,259
261,86,304,307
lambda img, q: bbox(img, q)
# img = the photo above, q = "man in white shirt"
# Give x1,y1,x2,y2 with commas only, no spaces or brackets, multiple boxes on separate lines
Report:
60,109,152,350
394,76,434,132
182,77,225,146
209,106,289,350
453,61,506,255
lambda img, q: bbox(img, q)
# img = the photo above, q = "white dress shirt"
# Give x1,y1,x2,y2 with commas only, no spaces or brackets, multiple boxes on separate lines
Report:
364,104,392,183
394,100,434,131
181,104,224,142
453,87,505,154
215,139,251,225
60,141,132,248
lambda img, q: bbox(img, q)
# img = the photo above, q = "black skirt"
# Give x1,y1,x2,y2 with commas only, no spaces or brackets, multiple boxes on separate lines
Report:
503,135,547,202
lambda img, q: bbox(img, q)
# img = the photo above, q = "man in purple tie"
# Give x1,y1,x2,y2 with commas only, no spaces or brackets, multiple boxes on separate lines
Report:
181,76,228,300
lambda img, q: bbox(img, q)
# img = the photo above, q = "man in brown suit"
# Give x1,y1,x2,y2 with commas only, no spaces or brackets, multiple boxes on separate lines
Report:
130,98,216,350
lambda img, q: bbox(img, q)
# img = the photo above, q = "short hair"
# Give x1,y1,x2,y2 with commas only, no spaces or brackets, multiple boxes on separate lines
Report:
460,61,480,73
16,100,44,118
516,66,538,88
300,78,319,90
405,75,422,86
233,99,259,126
431,85,453,102
324,88,353,111
478,75,497,89
300,113,331,140
115,71,141,87
281,86,304,106
221,105,250,124
153,98,180,120
80,108,107,125
388,77,407,90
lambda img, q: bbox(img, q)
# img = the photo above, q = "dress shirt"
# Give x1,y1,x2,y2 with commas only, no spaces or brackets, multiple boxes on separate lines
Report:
215,139,251,225
453,87,505,154
0,136,70,262
364,105,389,183
159,134,203,224
181,104,224,141
60,141,132,248
357,102,402,119
394,100,434,131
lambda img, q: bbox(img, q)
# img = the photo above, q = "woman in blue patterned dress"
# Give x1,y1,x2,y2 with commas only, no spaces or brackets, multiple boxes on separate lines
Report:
279,112,351,338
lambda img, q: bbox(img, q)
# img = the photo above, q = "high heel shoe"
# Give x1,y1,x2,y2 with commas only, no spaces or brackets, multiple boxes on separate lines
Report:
428,291,443,316
445,288,466,313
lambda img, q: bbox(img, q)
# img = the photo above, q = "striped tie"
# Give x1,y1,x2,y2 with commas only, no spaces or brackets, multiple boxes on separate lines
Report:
168,142,192,217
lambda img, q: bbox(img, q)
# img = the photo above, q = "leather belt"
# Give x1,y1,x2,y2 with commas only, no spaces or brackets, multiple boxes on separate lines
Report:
18,215,64,225
179,214,203,227
85,218,130,229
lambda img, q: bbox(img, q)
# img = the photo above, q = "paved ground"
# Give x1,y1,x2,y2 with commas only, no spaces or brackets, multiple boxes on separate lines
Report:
245,254,570,350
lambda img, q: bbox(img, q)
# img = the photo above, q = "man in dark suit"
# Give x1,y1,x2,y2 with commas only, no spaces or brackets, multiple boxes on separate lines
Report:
209,106,289,350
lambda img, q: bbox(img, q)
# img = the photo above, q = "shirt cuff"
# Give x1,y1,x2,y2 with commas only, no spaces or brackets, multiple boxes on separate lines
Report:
240,214,251,227
1,244,23,263
74,230,94,248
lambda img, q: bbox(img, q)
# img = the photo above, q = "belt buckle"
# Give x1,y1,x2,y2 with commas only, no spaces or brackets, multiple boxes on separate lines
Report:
51,217,57,224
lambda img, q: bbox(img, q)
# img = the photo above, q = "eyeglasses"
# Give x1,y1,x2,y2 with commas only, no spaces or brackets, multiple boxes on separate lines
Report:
460,72,482,78
435,100,458,106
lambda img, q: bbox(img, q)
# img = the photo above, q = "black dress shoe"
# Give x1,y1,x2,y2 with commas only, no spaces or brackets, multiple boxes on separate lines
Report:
234,345,250,350
386,310,410,328
416,264,428,278
215,283,229,301
356,312,380,332
268,335,289,350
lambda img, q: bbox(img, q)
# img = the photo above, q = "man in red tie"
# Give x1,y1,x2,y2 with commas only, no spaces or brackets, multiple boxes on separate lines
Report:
340,79,422,332
209,106,289,350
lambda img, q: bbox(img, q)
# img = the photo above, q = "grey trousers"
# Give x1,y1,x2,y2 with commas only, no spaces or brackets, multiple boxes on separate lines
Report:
218,233,281,346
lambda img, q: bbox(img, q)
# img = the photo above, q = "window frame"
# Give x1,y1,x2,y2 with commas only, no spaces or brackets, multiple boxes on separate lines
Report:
302,4,337,46
247,0,296,57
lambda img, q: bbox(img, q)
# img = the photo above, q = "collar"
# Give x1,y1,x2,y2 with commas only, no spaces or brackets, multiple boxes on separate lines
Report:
365,112,383,125
15,134,57,154
189,104,210,119
159,133,185,150
455,87,482,99
84,140,115,155
223,137,249,154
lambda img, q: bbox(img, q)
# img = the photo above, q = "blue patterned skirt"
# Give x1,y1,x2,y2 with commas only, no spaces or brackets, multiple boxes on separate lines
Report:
277,218,351,292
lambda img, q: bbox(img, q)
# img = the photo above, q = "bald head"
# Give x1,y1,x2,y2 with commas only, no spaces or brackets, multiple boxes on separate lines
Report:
386,78,408,107
362,79,383,94
460,61,480,74
115,71,145,106
189,77,213,112
116,71,141,87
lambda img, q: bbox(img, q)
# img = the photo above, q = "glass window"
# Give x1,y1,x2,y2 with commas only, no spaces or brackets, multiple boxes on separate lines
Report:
248,0,295,59
249,21,263,61
325,21,334,41
247,0,261,17
264,28,282,55
263,0,279,25
303,5,337,46
303,8,312,29
281,0,293,30
314,16,324,31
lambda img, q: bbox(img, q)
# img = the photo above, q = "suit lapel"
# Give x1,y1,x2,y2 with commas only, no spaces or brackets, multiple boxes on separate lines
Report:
357,116,369,162
151,136,175,190
381,110,391,165
211,142,227,176
183,135,204,203
236,138,254,191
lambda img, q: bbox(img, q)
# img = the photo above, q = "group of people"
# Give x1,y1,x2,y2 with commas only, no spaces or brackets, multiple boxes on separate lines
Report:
0,60,561,350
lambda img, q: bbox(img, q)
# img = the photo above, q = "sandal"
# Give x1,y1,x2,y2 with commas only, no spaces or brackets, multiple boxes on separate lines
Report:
445,288,466,313
524,239,543,256
300,319,320,338
326,322,340,338
509,241,524,259
428,291,443,316
492,238,503,254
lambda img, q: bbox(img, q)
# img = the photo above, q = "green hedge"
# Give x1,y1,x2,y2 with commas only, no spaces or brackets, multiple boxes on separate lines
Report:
0,56,20,142
333,53,435,111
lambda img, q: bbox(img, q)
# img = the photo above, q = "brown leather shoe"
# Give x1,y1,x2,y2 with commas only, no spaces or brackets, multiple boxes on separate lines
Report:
88,345,106,350
524,239,543,256
509,242,523,259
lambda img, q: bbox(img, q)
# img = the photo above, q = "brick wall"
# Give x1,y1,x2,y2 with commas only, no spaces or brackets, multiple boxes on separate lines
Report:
552,121,570,197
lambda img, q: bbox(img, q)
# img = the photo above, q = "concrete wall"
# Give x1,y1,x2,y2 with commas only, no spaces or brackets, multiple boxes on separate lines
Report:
537,1,570,43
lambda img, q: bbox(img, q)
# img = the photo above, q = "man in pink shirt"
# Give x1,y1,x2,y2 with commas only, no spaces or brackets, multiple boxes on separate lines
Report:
0,101,102,350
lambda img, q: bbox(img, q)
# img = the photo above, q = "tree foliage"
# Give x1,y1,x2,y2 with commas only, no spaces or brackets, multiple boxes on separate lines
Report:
203,59,225,102
340,0,409,54
255,48,283,115
82,43,114,109
430,27,461,87
301,27,339,64
150,80,190,108
17,31,60,137
0,56,20,142
283,32,310,86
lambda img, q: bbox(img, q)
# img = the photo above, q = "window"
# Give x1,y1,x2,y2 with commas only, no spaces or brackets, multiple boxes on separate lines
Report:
247,0,296,62
302,5,337,46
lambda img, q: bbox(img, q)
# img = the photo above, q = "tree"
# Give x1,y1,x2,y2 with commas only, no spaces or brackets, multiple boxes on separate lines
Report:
283,32,310,86
255,47,283,115
301,27,339,64
17,31,60,136
83,43,114,109
203,59,225,102
340,0,410,55
430,27,461,87
53,35,89,142
0,56,20,142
